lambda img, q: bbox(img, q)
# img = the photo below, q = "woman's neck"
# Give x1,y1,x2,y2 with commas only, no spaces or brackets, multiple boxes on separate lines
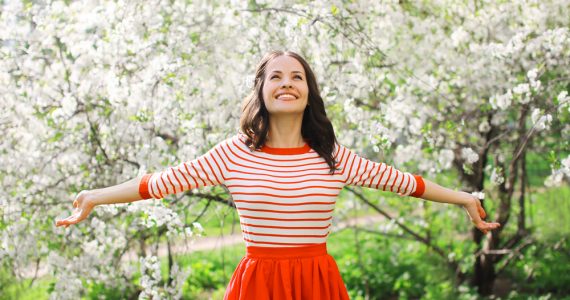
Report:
265,114,305,148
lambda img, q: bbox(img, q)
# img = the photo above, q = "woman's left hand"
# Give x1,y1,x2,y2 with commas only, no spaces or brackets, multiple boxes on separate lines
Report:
462,194,501,234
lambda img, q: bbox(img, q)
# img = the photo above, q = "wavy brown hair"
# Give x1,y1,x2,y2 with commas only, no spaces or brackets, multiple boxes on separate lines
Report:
239,50,339,174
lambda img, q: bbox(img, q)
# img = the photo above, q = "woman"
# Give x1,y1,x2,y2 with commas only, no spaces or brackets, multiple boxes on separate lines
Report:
56,50,501,299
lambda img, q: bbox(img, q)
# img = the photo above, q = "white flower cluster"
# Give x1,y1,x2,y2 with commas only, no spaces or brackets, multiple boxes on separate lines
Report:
139,255,163,300
451,26,469,48
489,30,530,59
394,142,423,166
370,120,396,150
1,0,569,296
531,108,553,131
545,155,570,187
478,120,491,133
461,147,479,164
46,252,85,299
164,263,191,299
490,167,505,186
541,28,569,65
512,83,531,104
437,149,455,170
490,90,513,110
527,69,542,92
557,91,570,113
139,203,184,236
471,191,485,200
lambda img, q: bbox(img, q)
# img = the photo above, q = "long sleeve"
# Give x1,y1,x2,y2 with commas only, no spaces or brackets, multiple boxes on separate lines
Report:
138,138,230,200
337,143,425,198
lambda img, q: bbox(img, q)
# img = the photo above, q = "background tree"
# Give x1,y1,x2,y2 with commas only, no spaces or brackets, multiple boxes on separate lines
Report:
1,0,568,299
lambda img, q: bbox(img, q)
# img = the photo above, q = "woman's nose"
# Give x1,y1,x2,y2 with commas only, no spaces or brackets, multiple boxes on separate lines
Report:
281,77,293,88
281,80,293,88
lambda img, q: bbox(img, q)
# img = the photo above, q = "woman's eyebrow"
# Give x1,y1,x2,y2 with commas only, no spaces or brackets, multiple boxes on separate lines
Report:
269,70,304,75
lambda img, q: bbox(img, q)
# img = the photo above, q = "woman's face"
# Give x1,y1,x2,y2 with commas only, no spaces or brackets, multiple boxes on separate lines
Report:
261,55,309,116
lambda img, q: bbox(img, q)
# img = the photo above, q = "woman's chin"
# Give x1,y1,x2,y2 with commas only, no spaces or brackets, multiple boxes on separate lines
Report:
268,107,306,116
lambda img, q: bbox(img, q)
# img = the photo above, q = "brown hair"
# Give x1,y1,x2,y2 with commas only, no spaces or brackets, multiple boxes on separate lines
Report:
239,50,339,174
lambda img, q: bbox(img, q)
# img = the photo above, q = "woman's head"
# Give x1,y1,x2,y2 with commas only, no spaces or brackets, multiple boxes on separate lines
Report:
261,54,309,116
240,50,339,174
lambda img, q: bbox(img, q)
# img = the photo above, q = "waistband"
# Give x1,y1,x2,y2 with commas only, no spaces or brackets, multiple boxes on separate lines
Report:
246,243,328,259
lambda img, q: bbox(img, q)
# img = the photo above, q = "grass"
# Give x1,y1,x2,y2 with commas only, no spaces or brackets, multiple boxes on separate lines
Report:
527,185,570,241
0,276,54,300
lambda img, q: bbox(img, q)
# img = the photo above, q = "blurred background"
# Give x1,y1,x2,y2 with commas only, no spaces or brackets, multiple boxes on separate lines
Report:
1,0,569,299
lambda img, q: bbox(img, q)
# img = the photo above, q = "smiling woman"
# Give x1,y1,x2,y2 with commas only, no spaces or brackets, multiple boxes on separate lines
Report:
240,50,339,176
56,50,500,300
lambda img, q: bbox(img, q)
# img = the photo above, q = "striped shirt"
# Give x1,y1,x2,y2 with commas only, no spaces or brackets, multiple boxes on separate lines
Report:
139,132,425,247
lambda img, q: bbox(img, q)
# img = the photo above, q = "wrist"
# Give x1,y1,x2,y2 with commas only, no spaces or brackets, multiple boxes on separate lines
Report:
459,192,477,206
86,189,103,206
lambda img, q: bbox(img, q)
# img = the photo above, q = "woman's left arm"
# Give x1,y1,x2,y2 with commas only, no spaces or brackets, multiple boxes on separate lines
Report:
421,178,501,234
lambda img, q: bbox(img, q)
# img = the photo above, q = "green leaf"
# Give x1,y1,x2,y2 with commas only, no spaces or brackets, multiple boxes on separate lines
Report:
47,132,63,143
331,5,339,16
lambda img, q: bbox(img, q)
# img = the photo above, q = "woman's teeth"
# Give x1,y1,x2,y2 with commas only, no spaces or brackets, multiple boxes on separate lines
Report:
277,94,296,100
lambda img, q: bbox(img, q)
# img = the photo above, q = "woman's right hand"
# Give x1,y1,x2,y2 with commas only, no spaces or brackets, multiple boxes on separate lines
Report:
55,190,97,228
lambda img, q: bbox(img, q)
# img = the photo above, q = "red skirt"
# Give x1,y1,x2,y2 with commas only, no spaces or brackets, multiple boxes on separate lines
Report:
223,243,350,300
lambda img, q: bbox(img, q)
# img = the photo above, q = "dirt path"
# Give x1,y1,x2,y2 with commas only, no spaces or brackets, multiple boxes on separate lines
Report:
20,214,387,279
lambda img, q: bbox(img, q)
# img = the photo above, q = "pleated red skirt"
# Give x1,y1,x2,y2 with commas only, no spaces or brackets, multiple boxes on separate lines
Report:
223,243,350,300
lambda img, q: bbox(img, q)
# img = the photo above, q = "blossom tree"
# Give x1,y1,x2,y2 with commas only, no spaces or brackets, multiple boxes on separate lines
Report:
1,0,568,298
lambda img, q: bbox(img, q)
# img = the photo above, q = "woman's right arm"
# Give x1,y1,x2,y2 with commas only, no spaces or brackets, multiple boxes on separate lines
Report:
55,174,146,228
55,136,232,228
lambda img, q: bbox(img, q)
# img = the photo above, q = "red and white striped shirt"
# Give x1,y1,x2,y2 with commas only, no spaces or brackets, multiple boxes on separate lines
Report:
139,132,425,247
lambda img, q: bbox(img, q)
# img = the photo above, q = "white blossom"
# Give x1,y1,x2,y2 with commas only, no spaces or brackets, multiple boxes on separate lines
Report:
531,108,553,131
461,147,479,164
478,120,491,133
527,68,541,91
544,170,565,187
471,191,485,200
490,90,513,110
1,1,569,296
437,149,455,170
451,26,469,48
490,167,505,186
545,155,570,187
557,91,570,113
139,255,163,300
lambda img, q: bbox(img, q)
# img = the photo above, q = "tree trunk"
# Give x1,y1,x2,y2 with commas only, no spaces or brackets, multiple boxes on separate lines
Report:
167,238,173,286
472,105,528,295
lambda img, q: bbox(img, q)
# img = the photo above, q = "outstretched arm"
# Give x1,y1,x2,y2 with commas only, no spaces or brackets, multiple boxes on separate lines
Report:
56,136,231,228
420,178,501,234
55,175,146,228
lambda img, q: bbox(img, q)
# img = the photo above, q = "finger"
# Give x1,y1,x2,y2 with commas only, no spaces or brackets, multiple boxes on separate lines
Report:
56,219,71,227
478,221,501,231
58,213,80,226
62,218,79,227
489,222,501,229
56,215,73,227
73,200,78,208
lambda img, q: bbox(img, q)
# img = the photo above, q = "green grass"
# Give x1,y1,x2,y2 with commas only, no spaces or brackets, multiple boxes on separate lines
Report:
527,185,570,241
0,275,54,300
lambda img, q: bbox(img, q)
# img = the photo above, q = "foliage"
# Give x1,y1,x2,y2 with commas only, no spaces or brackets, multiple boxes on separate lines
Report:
1,0,569,299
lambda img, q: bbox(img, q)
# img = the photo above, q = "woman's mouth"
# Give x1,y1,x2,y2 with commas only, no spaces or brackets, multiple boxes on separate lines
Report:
275,93,297,101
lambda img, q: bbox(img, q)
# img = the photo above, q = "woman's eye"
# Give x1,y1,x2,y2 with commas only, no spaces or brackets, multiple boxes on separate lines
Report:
270,75,303,80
